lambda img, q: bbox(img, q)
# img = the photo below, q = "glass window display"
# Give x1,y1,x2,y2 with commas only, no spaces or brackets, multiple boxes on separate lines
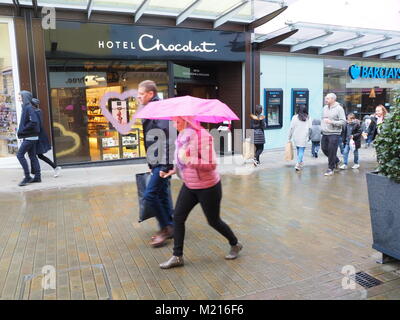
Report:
48,60,168,164
0,22,18,158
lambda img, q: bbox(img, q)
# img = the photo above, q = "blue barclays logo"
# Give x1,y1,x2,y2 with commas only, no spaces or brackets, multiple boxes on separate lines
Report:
349,64,400,80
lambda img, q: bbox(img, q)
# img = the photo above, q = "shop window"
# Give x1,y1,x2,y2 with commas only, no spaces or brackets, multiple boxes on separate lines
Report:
324,58,399,120
0,23,18,158
48,60,168,164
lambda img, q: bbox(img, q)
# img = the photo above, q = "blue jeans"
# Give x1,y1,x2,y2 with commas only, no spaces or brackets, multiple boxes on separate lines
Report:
143,166,174,229
343,144,359,165
311,141,320,157
17,139,41,178
296,146,305,163
338,136,345,155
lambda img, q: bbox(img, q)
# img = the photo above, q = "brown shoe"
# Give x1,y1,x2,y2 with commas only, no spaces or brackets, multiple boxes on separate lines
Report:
151,229,163,240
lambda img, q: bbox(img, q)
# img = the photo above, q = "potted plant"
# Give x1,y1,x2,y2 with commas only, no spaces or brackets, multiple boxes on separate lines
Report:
366,91,400,263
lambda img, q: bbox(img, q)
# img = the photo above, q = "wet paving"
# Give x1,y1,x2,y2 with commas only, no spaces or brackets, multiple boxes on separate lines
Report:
0,160,399,300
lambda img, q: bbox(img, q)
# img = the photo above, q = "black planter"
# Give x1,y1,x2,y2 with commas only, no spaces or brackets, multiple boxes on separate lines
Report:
366,172,400,262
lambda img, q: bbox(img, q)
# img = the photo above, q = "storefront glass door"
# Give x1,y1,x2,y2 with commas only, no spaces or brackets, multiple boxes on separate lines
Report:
0,21,18,158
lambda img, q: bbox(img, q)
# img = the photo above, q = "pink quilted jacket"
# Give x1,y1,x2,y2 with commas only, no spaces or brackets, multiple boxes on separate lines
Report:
175,128,220,190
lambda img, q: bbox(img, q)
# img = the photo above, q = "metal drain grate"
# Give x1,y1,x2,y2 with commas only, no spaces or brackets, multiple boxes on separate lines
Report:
352,272,382,289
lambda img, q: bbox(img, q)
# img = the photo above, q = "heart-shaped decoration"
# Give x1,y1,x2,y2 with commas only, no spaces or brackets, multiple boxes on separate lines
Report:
349,64,361,80
99,89,140,135
53,122,81,157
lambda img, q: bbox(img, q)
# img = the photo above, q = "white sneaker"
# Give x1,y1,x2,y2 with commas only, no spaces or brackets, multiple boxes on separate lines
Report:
339,164,348,170
54,166,62,177
295,163,301,171
352,164,360,169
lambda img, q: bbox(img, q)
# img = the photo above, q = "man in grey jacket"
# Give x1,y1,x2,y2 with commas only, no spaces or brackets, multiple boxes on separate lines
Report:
321,93,346,176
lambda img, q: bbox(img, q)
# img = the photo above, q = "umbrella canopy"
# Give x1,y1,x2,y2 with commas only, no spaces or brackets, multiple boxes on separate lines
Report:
134,95,239,123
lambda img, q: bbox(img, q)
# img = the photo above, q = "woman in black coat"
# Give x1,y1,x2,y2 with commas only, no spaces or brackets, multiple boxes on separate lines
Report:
32,98,62,177
250,105,266,166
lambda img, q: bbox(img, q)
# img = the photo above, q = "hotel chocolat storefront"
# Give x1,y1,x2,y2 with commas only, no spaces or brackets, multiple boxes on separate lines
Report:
45,21,246,165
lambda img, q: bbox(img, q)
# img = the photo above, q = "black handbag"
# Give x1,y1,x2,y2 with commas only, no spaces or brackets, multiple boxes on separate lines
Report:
136,172,155,223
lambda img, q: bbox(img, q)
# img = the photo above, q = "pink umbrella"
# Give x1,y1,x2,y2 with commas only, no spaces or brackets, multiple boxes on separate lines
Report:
134,95,239,123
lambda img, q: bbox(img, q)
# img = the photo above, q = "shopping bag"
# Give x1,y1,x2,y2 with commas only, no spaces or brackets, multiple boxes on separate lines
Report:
349,138,356,152
284,141,294,161
243,138,255,161
136,172,155,223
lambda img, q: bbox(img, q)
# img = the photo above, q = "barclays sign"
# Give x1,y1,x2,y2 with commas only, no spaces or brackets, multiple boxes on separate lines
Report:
349,64,400,80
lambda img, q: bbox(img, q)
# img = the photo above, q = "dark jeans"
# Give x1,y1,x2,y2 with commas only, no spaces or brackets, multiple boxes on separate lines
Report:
338,136,345,155
321,134,340,170
173,181,238,257
17,139,41,178
311,141,320,157
143,166,173,229
254,144,264,162
37,154,56,169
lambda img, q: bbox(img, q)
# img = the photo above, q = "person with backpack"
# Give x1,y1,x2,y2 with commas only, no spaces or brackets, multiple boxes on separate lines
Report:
16,91,41,186
31,98,62,177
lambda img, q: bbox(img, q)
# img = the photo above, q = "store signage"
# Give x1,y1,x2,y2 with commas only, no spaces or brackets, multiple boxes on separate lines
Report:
49,72,106,88
349,64,400,80
98,34,217,53
45,21,245,62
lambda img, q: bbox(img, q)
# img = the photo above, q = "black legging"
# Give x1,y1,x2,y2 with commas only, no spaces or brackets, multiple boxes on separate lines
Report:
37,154,56,169
254,144,264,162
173,181,238,257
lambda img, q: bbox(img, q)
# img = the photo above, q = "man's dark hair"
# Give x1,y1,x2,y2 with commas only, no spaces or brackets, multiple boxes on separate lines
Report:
139,80,158,95
297,105,309,122
255,105,263,116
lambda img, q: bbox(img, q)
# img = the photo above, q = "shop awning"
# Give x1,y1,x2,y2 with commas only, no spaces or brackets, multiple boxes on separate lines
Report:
255,21,400,59
1,0,299,28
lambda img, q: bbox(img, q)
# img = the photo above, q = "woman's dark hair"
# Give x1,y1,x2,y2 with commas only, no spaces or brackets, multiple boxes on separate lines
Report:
255,105,263,116
297,105,309,122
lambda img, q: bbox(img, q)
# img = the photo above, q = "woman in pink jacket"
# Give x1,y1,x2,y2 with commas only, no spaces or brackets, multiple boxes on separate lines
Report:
159,117,242,269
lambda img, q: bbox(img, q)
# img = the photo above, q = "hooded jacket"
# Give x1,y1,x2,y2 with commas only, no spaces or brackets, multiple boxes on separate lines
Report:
17,91,40,139
309,119,322,142
321,102,346,135
32,98,51,154
141,95,174,172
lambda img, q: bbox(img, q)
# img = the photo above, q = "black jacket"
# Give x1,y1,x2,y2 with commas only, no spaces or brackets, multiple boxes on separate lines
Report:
31,98,51,154
250,115,266,144
142,96,174,172
17,91,40,139
367,116,384,141
341,121,362,149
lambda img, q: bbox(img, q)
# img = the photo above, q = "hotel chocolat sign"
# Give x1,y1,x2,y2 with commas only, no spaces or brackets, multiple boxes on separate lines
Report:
45,21,245,62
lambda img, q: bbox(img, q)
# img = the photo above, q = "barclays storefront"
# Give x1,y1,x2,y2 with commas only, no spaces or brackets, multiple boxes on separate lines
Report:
259,53,400,150
324,59,400,119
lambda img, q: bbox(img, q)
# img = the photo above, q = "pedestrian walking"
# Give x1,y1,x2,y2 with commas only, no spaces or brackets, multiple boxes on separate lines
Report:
158,117,242,269
339,113,362,170
288,105,312,171
309,119,322,158
137,80,174,248
320,93,346,176
250,105,266,166
31,98,62,177
16,91,41,186
367,105,388,144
